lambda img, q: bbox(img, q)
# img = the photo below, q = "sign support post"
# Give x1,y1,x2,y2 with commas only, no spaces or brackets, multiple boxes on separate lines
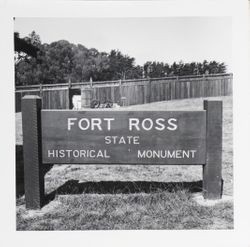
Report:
22,95,44,209
203,100,223,199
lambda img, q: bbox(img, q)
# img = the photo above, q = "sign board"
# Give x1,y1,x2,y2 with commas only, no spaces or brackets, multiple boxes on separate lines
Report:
21,95,222,209
41,111,206,165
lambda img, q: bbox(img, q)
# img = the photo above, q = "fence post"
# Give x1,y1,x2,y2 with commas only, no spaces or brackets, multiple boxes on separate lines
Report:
148,78,151,103
203,100,223,199
39,84,43,97
90,77,93,88
119,79,122,103
68,78,73,109
22,95,44,209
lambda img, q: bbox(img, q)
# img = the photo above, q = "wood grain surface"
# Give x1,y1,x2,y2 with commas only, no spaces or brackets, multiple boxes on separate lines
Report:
41,110,206,165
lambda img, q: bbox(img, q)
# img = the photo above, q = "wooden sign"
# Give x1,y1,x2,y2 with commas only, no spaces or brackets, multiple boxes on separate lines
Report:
21,96,222,209
41,111,206,165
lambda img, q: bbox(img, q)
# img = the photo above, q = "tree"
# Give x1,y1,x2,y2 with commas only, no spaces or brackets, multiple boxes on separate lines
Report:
15,31,228,86
15,31,43,85
106,50,139,80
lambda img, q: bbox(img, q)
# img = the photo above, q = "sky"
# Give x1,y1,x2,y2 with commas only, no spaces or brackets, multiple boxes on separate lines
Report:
14,17,232,72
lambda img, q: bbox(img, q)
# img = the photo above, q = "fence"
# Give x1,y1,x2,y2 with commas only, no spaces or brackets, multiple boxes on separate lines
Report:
15,73,233,112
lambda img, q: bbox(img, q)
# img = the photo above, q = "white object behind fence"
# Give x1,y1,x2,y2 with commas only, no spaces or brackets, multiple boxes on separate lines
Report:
72,95,81,110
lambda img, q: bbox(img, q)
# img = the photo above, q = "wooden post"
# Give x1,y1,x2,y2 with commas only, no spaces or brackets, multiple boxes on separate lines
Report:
148,78,151,103
68,78,72,89
119,79,122,104
68,78,72,109
39,84,43,97
90,77,93,88
203,100,223,199
22,95,44,209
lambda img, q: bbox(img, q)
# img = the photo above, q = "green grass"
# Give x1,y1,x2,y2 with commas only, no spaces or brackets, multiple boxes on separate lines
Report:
16,96,233,230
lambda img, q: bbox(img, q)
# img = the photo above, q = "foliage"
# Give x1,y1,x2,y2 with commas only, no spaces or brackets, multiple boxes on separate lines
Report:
144,60,226,78
15,31,227,86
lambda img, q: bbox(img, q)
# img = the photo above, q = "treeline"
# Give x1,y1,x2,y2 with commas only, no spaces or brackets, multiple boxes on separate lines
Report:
15,31,227,86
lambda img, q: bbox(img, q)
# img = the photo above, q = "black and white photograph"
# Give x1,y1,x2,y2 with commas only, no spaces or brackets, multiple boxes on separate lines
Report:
15,16,233,230
0,0,250,246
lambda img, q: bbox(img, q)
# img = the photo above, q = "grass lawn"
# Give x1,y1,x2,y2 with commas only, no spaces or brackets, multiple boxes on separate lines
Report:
16,96,233,230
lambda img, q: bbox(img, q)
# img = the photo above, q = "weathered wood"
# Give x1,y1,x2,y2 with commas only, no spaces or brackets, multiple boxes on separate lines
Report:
22,95,44,209
148,79,152,103
203,100,222,199
81,86,93,108
111,86,115,103
41,110,206,165
119,79,122,103
15,75,233,112
16,145,24,197
39,84,43,97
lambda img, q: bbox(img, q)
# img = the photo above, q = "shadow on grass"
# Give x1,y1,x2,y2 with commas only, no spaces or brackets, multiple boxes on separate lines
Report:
44,179,203,206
